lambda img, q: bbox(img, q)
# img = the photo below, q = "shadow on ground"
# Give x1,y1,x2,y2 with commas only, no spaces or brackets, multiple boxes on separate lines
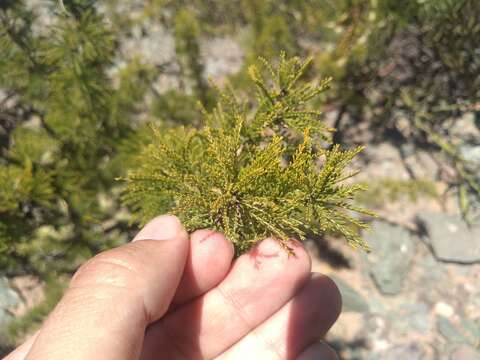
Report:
331,338,370,360
308,236,352,270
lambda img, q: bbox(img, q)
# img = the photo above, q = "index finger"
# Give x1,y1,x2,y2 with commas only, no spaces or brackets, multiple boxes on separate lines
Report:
25,215,189,360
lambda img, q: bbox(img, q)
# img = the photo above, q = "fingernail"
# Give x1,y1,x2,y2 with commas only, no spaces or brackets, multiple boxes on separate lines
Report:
252,238,286,259
133,215,184,241
288,238,304,248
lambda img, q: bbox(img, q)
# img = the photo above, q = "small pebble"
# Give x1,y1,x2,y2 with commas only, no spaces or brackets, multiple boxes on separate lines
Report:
434,302,455,317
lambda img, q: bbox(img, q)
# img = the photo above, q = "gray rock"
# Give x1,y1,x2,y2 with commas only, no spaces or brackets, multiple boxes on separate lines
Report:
437,316,469,344
418,252,449,283
361,143,411,181
464,192,480,224
460,145,480,176
329,275,369,313
404,149,440,181
462,318,480,346
0,277,21,330
25,0,55,33
200,38,243,80
449,344,480,360
417,213,480,264
0,278,20,311
121,24,176,67
450,112,480,142
367,297,387,314
391,302,431,334
363,221,416,295
0,309,13,329
383,343,424,360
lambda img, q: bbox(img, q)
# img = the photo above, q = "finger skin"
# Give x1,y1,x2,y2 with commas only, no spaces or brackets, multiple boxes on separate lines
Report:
172,229,234,306
3,332,38,360
26,215,189,360
8,230,233,360
140,238,312,360
298,342,339,360
217,273,341,359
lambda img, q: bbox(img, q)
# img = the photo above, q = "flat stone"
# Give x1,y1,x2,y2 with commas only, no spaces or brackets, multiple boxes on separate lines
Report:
0,277,21,330
0,278,20,311
0,308,13,329
361,143,410,181
329,275,369,313
417,213,480,263
437,316,469,343
391,302,431,334
363,221,416,295
460,145,480,172
450,113,480,142
418,252,449,285
383,343,424,360
462,145,480,163
201,37,243,80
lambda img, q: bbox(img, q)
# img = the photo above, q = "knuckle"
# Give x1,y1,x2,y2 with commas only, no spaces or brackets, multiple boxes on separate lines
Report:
70,245,148,291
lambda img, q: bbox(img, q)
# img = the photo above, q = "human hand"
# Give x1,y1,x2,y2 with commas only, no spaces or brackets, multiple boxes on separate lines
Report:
6,215,341,360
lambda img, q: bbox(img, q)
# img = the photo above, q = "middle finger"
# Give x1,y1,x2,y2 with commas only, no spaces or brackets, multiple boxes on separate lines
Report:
140,238,311,360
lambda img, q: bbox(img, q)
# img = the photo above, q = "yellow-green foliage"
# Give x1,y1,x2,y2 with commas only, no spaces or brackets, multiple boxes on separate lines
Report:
0,2,152,276
0,163,54,213
123,55,371,254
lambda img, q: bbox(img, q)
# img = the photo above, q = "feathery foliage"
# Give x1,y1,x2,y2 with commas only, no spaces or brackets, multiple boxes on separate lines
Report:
123,55,371,254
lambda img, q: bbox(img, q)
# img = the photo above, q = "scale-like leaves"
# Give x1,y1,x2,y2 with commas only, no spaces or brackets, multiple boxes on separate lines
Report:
123,56,371,254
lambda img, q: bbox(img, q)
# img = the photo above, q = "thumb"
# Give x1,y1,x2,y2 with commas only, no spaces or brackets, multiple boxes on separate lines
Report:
26,215,189,360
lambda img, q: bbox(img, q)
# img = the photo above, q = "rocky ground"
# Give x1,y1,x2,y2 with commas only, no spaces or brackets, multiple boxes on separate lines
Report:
313,133,480,360
313,215,480,360
1,5,479,358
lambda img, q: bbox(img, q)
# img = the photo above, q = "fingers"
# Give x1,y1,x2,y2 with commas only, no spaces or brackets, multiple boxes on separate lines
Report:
171,229,234,307
298,342,338,360
217,273,341,359
26,215,189,360
11,229,233,360
140,238,312,360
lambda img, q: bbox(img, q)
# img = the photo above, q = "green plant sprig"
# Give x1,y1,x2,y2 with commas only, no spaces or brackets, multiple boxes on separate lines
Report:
123,54,371,254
